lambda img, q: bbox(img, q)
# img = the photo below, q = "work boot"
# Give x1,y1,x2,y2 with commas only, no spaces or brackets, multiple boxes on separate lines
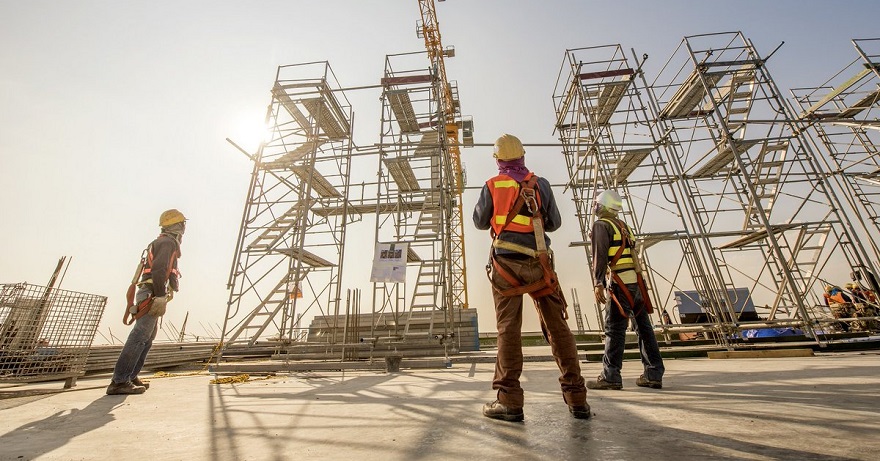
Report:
106,380,146,395
132,377,150,390
636,375,663,389
586,376,623,390
568,403,592,419
482,400,524,422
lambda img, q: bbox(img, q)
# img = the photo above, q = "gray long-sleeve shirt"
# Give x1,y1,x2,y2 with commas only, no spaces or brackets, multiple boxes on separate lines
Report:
591,219,614,287
472,175,560,255
139,233,181,297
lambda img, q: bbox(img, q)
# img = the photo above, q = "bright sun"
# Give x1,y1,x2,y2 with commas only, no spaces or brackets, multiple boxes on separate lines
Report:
230,116,271,153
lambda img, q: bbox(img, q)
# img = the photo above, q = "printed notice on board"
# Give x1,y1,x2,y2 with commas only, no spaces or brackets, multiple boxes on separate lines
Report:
370,242,408,283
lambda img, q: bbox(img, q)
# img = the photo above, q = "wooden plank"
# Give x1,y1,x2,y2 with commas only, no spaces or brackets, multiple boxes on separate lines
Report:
799,68,872,119
578,68,634,81
708,348,814,359
381,74,433,86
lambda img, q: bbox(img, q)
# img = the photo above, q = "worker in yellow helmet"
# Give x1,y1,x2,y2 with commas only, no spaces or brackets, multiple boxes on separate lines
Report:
473,134,589,421
107,209,186,395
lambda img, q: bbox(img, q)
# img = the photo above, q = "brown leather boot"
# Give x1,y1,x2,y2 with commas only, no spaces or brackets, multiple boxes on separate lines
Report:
636,375,662,389
482,400,524,422
569,403,592,419
106,381,146,395
586,376,623,390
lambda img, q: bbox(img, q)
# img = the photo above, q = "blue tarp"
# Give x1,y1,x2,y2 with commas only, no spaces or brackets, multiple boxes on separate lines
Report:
741,328,803,338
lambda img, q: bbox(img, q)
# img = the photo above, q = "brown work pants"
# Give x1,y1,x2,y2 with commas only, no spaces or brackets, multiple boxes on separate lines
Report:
491,254,587,408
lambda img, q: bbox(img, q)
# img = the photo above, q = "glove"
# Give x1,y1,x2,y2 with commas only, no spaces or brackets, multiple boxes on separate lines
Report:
149,296,168,317
594,285,607,305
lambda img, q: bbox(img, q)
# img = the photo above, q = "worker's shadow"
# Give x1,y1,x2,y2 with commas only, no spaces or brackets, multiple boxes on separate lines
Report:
0,395,121,459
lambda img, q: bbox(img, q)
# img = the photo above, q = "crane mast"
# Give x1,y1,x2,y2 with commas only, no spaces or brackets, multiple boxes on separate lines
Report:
416,0,469,309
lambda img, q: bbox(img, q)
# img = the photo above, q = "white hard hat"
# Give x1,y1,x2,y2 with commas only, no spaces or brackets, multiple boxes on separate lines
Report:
595,190,623,211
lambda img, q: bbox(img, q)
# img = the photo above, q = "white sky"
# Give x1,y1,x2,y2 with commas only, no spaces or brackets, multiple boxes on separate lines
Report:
2,0,879,343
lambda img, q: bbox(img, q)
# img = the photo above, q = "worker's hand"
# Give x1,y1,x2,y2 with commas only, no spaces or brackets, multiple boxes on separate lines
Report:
149,296,168,317
594,286,607,304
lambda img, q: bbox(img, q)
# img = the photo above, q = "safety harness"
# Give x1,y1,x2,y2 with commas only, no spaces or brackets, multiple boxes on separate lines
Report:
486,175,565,314
602,216,653,318
122,236,180,325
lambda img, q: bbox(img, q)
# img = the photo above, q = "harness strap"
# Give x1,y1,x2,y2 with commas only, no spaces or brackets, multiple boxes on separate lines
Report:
122,295,153,326
604,217,654,317
122,238,178,325
492,239,537,257
489,258,552,298
609,272,636,319
487,176,566,312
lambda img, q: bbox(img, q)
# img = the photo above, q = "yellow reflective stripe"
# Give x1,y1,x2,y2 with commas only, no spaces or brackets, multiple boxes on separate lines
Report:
600,217,635,268
512,215,531,225
495,214,532,226
493,180,519,188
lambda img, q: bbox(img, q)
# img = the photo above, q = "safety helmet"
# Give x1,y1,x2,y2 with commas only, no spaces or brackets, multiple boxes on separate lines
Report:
159,209,187,227
845,282,858,290
825,285,834,292
595,190,623,212
493,134,525,161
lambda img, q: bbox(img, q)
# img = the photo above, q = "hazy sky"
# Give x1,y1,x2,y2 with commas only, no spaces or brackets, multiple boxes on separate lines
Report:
2,0,878,343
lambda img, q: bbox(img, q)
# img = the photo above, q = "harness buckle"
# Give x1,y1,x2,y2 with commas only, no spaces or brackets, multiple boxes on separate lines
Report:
521,188,537,214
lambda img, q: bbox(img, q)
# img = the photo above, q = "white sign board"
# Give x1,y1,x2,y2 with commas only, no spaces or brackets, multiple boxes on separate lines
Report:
370,242,408,284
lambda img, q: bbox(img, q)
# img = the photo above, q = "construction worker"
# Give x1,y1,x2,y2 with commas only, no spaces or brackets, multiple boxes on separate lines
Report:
846,282,873,304
825,285,851,305
107,209,186,395
588,190,665,390
473,134,589,421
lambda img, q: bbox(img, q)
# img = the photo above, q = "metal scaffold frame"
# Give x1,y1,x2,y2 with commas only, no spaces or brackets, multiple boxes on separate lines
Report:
552,44,728,344
221,62,354,350
364,49,477,353
645,32,878,342
555,33,880,346
220,2,478,358
791,38,880,279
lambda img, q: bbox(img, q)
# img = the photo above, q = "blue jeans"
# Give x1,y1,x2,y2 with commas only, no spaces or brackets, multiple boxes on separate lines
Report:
112,287,158,384
600,282,665,383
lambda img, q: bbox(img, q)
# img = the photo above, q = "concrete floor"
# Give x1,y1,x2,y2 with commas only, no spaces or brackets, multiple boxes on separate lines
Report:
1,349,879,460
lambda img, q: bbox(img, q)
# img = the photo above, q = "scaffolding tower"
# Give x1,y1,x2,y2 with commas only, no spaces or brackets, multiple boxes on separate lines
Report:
643,32,877,340
371,50,466,345
552,44,721,342
221,21,479,354
791,38,880,288
222,62,354,348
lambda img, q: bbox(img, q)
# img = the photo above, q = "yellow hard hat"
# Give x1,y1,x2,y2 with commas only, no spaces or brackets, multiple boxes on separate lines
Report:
159,209,186,227
493,134,525,160
845,282,858,290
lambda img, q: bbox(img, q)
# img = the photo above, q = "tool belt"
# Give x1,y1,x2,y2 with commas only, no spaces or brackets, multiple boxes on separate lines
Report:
485,176,567,315
604,217,653,318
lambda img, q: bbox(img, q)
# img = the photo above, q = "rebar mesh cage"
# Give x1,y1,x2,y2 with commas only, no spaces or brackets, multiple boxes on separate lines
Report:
0,283,107,383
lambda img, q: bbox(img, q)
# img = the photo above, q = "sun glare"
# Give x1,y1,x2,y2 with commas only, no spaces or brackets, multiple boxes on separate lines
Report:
231,116,272,153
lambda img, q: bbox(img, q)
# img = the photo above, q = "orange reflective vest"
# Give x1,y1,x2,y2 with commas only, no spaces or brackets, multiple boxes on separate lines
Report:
488,172,539,236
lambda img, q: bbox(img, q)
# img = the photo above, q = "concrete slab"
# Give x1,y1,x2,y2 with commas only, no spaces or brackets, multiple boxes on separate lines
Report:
2,350,879,460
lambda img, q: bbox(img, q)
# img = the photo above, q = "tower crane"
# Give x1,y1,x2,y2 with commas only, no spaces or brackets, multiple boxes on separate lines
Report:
416,0,471,310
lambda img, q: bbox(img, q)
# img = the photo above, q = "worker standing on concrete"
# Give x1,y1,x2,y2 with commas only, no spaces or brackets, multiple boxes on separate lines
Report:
588,190,664,390
473,134,589,421
107,209,186,395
